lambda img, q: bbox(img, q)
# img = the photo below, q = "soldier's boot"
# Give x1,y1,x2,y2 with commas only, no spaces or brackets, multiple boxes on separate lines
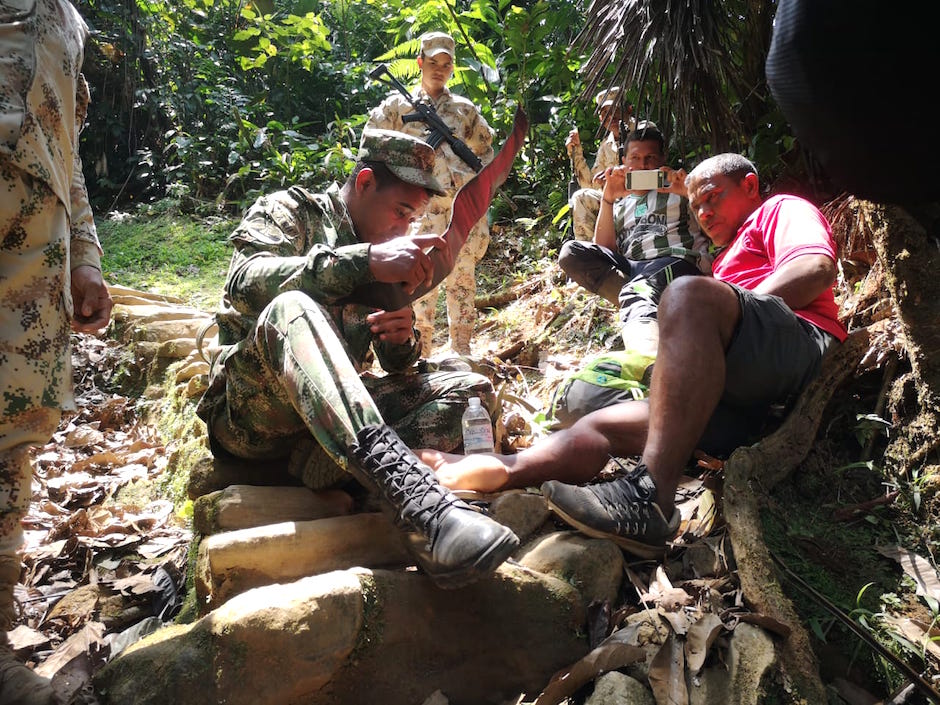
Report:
1,556,58,705
348,424,519,589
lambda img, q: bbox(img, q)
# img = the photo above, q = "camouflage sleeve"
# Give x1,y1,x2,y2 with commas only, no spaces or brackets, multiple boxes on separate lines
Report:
570,144,593,189
469,108,495,167
364,94,411,132
69,74,102,270
225,191,374,316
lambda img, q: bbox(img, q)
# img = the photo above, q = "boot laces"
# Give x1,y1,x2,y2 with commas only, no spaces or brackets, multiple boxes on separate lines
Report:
590,465,657,534
355,428,456,540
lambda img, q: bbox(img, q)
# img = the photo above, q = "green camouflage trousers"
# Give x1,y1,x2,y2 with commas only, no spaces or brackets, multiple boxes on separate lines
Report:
569,187,603,242
412,194,490,356
200,291,496,489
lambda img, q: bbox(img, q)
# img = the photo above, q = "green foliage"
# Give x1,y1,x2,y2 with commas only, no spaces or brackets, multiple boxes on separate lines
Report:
78,0,811,223
97,211,236,309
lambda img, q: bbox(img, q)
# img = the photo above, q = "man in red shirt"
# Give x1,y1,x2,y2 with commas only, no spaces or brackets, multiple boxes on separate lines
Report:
421,153,846,558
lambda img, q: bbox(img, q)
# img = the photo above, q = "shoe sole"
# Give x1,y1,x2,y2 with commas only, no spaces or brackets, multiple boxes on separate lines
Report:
404,527,520,589
544,496,667,560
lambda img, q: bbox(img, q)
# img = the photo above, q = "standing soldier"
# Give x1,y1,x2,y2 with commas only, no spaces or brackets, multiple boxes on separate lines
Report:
364,31,494,357
1,0,113,701
566,87,635,241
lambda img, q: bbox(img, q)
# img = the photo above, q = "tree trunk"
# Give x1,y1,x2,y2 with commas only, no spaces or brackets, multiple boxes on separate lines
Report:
865,201,940,470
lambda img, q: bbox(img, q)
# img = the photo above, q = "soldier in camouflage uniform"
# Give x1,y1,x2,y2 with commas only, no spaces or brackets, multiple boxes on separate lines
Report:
196,129,518,589
1,0,113,701
364,31,494,356
566,87,636,241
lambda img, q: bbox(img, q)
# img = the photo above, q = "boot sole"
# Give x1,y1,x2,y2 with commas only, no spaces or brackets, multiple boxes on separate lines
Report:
405,527,520,589
544,497,667,560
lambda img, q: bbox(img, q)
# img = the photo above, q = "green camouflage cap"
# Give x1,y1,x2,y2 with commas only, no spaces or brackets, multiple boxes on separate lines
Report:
358,129,446,196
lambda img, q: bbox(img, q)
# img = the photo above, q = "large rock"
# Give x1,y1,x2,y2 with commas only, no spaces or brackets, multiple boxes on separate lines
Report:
192,484,354,535
95,566,589,705
517,532,624,608
689,623,776,705
195,513,411,610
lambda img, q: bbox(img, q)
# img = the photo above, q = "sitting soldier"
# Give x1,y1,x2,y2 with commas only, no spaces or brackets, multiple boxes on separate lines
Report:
566,86,635,242
195,129,519,589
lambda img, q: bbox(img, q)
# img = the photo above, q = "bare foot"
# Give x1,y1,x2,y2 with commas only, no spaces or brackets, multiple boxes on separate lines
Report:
417,449,512,493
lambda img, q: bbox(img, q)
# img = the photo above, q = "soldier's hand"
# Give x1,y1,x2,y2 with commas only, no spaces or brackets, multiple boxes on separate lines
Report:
71,265,113,333
565,128,580,155
366,306,415,345
369,233,447,294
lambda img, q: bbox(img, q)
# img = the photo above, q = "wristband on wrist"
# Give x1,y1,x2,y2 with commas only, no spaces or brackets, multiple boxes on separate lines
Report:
602,197,616,205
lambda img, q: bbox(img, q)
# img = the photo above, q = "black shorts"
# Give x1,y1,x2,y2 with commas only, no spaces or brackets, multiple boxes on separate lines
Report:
698,283,837,456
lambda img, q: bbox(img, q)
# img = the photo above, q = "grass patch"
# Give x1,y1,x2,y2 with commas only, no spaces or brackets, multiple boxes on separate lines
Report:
98,210,237,310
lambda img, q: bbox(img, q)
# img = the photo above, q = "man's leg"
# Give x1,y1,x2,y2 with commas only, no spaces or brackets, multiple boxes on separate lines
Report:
1,170,71,703
618,257,702,357
1,410,61,705
411,194,454,358
558,240,632,305
542,277,741,557
207,292,519,588
638,277,741,511
367,369,496,452
420,400,651,493
413,290,437,358
569,188,602,241
543,279,832,556
443,221,489,356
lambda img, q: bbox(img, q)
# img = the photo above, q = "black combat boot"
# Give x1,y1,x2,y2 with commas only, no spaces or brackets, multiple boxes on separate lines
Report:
348,424,519,588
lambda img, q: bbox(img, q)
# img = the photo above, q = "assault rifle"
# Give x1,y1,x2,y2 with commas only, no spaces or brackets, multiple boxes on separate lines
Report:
368,63,483,173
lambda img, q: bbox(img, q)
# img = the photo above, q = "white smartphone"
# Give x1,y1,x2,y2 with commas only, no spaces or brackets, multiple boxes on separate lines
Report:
624,169,668,191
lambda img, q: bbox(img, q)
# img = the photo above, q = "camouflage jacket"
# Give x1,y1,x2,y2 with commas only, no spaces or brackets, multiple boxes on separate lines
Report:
0,0,100,266
365,87,494,196
1,0,101,416
570,132,620,190
213,183,421,373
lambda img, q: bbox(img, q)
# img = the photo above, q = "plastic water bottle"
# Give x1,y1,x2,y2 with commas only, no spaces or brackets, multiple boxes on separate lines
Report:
461,397,494,454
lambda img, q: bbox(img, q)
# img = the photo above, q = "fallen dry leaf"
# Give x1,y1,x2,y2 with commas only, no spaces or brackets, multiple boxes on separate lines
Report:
533,628,648,705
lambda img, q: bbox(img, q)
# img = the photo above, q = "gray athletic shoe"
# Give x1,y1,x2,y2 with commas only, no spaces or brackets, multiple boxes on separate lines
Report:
541,464,680,559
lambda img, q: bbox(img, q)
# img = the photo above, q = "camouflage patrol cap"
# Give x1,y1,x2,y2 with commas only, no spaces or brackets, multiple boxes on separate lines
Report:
420,31,455,59
595,87,622,109
358,129,446,196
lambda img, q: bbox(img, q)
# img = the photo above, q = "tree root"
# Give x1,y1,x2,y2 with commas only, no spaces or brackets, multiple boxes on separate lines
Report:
722,328,870,703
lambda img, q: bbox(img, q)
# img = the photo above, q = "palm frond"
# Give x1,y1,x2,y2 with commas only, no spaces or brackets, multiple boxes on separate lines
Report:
571,0,775,155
